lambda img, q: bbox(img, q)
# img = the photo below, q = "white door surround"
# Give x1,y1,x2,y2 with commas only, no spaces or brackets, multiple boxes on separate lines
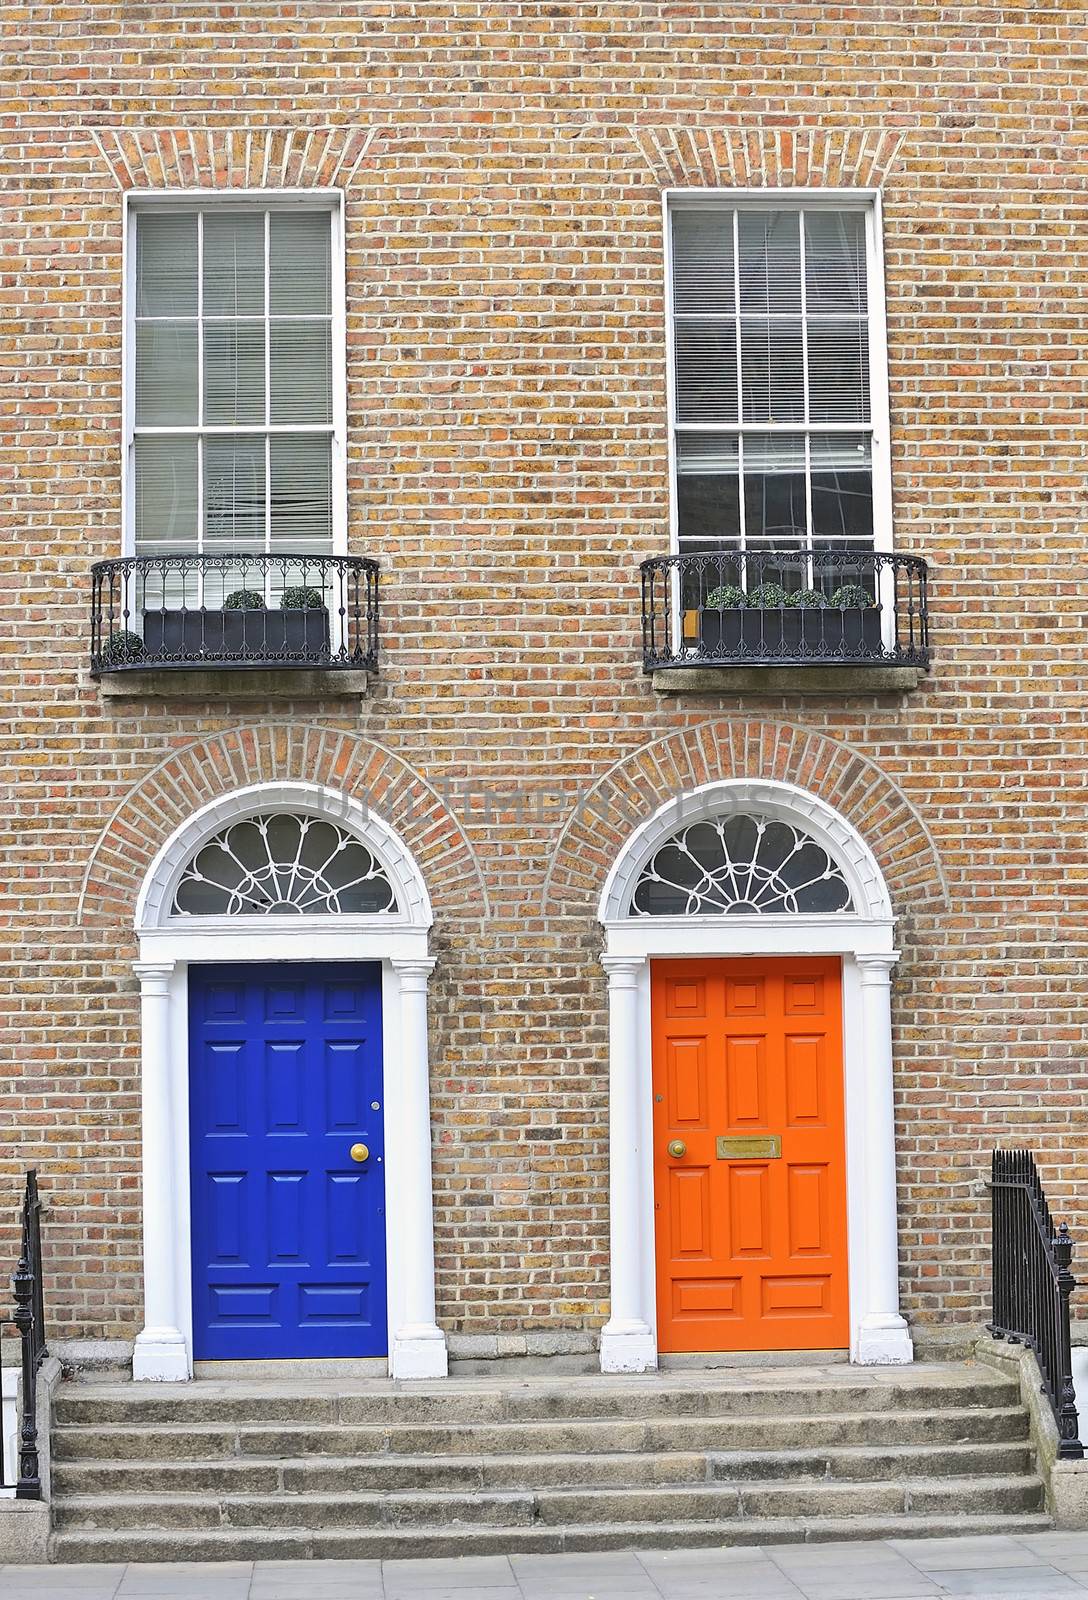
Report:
131,780,448,1383
597,778,914,1374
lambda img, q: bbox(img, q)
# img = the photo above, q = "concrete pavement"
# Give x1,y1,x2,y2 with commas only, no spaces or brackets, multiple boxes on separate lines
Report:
6,1533,1088,1599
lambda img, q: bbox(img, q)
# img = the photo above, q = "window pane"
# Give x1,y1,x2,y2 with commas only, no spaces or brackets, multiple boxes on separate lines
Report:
676,432,740,549
674,320,738,423
742,432,807,546
677,476,741,552
810,433,873,543
203,435,266,550
134,435,198,553
808,318,870,422
135,323,197,425
738,210,801,314
136,214,197,317
671,211,734,316
805,211,867,315
203,321,266,425
270,434,332,551
270,213,332,316
203,213,264,317
740,318,804,423
270,321,332,424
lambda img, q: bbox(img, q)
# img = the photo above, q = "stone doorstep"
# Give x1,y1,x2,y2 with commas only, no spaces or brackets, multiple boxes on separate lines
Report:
51,1359,1018,1403
92,668,371,700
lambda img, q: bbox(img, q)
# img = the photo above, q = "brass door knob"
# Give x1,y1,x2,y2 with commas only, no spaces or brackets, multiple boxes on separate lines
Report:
667,1139,687,1159
349,1143,370,1163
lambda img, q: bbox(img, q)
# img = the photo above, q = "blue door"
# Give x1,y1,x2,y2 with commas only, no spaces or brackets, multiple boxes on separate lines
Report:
189,963,387,1359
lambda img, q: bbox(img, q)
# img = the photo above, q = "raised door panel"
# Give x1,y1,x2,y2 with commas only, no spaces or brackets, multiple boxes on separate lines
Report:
729,1163,771,1258
784,1034,825,1126
667,1036,708,1128
724,1034,767,1129
670,1167,712,1258
267,1171,307,1264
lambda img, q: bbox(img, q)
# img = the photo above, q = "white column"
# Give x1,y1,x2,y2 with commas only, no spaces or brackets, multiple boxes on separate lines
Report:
132,961,190,1381
600,956,657,1373
855,953,914,1365
389,958,448,1379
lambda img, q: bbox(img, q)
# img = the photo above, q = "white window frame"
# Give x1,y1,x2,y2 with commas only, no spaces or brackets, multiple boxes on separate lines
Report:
121,188,348,560
662,187,893,560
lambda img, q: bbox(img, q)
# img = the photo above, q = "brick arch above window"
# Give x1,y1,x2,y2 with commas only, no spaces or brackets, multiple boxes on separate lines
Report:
90,124,383,192
542,720,948,922
627,125,911,190
78,723,489,927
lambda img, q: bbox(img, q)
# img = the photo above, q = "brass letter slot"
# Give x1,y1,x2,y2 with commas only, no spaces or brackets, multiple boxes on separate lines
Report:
716,1135,782,1160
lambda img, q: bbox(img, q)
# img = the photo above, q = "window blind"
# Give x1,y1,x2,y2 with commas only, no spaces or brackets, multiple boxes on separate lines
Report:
131,206,336,559
671,204,875,551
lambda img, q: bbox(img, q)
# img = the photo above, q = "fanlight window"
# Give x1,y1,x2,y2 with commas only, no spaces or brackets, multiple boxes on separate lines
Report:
630,812,853,917
172,812,398,916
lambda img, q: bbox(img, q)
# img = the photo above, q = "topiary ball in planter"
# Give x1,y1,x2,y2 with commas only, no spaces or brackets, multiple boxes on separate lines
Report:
784,587,827,609
829,584,875,610
704,584,747,610
746,581,789,609
279,586,327,610
224,589,267,610
99,629,145,666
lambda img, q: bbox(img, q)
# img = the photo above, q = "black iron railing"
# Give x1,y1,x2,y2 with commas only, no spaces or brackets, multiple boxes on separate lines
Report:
640,547,930,671
990,1149,1083,1460
90,554,380,675
1,1172,46,1498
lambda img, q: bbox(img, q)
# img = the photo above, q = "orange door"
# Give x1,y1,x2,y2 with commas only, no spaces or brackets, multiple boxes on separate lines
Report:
652,957,849,1353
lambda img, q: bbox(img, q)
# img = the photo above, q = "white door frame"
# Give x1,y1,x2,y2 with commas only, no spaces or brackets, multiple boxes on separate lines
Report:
597,778,913,1373
131,781,448,1382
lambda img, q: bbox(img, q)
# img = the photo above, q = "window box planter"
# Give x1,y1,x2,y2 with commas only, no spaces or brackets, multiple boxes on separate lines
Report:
699,604,884,661
142,606,331,664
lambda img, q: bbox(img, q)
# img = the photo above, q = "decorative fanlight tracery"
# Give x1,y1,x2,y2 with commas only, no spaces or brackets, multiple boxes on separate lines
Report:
171,811,398,916
629,812,854,917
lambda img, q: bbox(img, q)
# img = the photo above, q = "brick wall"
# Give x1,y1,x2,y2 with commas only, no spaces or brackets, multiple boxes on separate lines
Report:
2,4,1086,1341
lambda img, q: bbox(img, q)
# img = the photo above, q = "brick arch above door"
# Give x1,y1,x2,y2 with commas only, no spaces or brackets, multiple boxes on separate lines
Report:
542,720,948,922
78,723,489,927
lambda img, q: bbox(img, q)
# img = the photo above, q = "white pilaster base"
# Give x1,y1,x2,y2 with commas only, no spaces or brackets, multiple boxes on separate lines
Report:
855,1312,914,1365
600,1321,658,1374
132,1326,191,1382
390,1324,449,1380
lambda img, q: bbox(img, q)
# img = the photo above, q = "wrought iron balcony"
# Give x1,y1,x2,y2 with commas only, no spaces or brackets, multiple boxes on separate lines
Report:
90,553,379,675
640,547,930,673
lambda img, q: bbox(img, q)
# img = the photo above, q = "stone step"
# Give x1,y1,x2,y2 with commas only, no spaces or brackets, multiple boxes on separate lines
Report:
50,1404,1031,1463
54,1488,533,1532
708,1440,1035,1483
51,1371,1019,1428
51,1437,1035,1497
50,1510,1055,1565
52,1473,1047,1535
534,1475,1046,1526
